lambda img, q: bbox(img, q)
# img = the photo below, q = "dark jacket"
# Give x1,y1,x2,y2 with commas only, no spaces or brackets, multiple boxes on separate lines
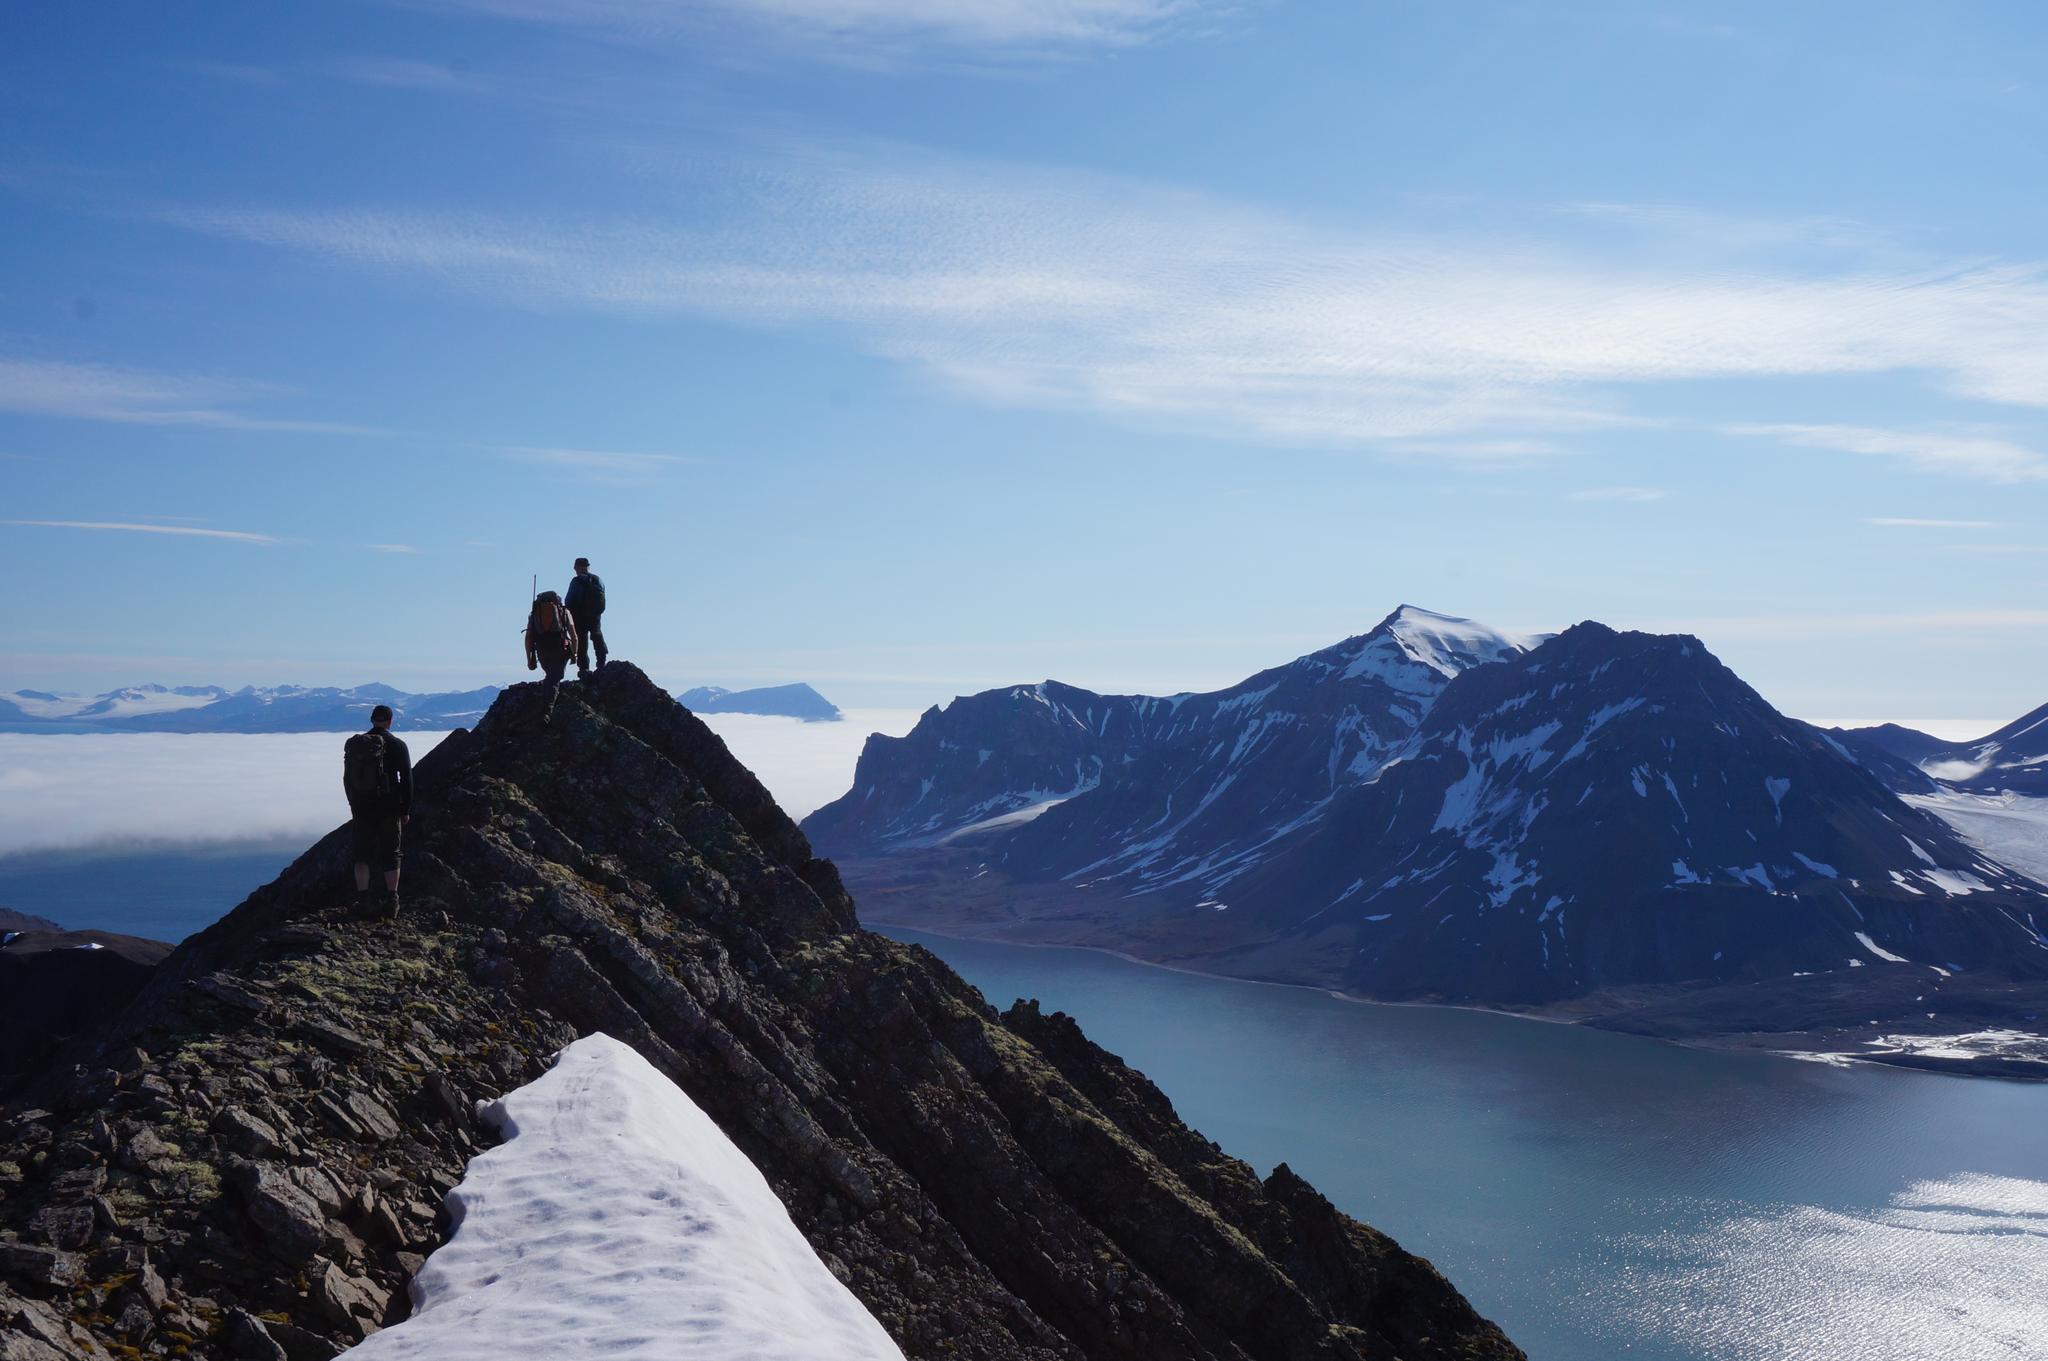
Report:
564,571,605,619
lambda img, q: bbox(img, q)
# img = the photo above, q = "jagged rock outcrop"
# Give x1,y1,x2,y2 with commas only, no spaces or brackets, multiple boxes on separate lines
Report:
1,927,171,1083
0,664,1520,1360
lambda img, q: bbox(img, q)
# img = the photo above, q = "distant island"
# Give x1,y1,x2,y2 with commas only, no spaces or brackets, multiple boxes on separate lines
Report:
1,682,499,733
678,682,842,722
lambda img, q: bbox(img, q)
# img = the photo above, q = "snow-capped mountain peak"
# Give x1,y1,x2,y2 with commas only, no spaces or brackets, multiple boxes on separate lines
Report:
1318,605,1538,695
1379,605,1543,677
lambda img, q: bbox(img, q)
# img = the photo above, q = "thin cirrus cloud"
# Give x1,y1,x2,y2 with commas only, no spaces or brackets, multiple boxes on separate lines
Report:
368,542,422,554
0,357,380,435
1947,544,2048,555
329,56,487,91
414,0,1207,55
3,519,281,545
161,142,2048,464
1729,423,2048,484
1862,517,1998,529
1570,486,1667,502
496,444,694,477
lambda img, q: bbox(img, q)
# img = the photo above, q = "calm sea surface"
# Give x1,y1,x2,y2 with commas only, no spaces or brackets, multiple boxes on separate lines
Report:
9,854,2044,1360
881,925,2048,1361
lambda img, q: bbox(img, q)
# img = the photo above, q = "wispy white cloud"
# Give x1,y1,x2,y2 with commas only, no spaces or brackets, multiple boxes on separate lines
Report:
1570,486,1667,502
496,444,694,477
3,519,281,546
1863,517,1998,528
368,542,421,554
1383,438,1570,465
1732,424,2048,485
329,56,486,91
184,60,287,87
0,358,381,435
162,143,2048,463
1645,608,2048,640
1947,543,2048,555
414,0,1210,58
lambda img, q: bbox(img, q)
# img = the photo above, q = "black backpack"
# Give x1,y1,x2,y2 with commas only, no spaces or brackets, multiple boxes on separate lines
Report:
579,573,606,616
343,731,395,812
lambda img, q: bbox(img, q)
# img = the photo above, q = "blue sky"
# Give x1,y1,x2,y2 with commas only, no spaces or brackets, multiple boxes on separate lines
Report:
4,0,2046,726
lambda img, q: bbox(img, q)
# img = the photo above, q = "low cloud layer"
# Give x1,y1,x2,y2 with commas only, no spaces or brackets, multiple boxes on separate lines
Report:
0,732,453,857
0,711,917,858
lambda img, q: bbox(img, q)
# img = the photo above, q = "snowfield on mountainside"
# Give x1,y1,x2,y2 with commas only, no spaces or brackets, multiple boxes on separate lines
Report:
346,1034,906,1361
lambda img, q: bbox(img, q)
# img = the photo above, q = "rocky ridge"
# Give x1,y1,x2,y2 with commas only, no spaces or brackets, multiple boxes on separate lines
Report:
0,664,1519,1360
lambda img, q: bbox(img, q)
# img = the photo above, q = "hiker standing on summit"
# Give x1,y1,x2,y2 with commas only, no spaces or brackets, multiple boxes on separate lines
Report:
565,556,608,679
342,704,412,918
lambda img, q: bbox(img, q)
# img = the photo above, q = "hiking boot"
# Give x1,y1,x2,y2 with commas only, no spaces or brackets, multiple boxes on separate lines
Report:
378,891,401,921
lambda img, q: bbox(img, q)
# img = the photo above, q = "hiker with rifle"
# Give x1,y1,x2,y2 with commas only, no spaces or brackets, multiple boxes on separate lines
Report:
526,587,579,726
564,555,608,679
342,704,412,919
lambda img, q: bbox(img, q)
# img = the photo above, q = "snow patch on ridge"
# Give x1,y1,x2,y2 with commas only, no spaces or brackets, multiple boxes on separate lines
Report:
348,1034,905,1361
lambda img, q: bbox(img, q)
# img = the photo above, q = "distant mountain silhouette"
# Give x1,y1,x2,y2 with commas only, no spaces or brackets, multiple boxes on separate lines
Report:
1,683,499,732
678,682,842,721
1839,703,2048,796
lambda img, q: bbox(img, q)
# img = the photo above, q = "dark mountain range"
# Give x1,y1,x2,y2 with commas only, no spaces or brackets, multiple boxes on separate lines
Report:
1,684,499,733
804,611,2048,1019
0,665,1518,1360
809,606,1537,872
1839,702,2048,797
1831,721,1953,766
679,681,843,721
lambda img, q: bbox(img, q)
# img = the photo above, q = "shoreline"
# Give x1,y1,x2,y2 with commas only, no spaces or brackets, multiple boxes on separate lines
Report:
872,917,1720,1040
868,916,2048,1083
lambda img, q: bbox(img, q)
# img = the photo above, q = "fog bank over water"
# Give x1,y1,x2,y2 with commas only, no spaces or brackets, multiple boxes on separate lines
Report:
0,732,454,857
0,710,915,858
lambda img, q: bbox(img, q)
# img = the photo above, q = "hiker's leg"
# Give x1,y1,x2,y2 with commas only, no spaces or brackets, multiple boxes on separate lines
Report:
541,655,566,719
350,817,373,893
591,622,607,667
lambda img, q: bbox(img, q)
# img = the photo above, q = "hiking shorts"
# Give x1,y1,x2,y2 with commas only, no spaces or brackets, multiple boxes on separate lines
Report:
350,814,403,873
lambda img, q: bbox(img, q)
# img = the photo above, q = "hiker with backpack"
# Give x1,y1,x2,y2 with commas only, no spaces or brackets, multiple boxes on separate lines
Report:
564,556,607,679
343,704,413,918
526,588,579,726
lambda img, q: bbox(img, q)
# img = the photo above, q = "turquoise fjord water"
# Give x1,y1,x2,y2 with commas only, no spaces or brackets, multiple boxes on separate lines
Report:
10,855,2045,1359
879,926,2048,1361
